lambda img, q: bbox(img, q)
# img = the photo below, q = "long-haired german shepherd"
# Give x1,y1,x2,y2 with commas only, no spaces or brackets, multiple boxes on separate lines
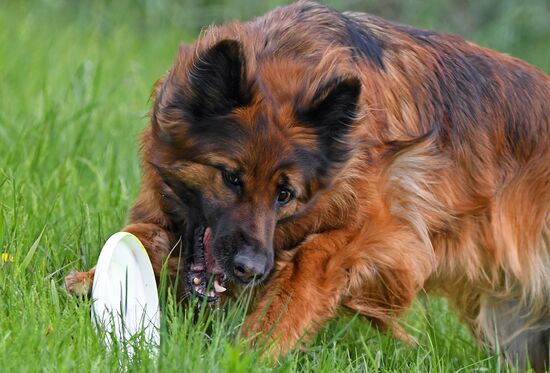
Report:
66,1,550,370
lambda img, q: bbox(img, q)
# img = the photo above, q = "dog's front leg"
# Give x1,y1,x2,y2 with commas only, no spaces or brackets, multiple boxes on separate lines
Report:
65,223,182,296
241,229,353,359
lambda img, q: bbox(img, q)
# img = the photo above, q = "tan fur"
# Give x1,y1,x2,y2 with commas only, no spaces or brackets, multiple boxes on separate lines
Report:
67,2,550,370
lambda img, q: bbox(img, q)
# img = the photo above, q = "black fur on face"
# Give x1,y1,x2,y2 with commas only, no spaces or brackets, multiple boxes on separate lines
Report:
149,41,361,285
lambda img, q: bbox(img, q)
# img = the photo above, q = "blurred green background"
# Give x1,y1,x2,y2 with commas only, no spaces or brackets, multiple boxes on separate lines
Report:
4,0,550,71
1,0,549,371
5,0,550,69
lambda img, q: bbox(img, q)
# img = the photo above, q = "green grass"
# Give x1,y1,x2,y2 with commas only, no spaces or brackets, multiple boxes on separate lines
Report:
1,1,549,371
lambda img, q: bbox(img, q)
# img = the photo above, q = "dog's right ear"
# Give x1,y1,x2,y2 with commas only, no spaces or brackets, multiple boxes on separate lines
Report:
185,39,250,118
153,39,249,136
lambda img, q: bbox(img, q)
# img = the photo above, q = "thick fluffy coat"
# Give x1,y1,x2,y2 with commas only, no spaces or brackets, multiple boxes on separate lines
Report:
67,2,550,370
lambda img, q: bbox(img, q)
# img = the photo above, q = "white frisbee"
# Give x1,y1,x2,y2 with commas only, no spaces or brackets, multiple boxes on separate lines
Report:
91,232,160,351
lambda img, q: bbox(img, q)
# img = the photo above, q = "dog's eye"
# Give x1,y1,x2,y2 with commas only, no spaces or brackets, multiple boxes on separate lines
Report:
277,188,293,205
223,170,241,187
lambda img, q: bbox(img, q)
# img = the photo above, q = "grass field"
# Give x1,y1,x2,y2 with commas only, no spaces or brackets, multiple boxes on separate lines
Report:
1,1,549,371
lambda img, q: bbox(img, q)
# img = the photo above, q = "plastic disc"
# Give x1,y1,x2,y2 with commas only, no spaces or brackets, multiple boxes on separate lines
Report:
91,232,160,352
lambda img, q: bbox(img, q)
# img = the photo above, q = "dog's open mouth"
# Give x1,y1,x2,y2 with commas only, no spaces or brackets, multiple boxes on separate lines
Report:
187,226,227,303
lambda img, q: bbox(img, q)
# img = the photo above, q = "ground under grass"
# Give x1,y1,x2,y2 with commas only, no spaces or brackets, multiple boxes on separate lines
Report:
1,1,548,372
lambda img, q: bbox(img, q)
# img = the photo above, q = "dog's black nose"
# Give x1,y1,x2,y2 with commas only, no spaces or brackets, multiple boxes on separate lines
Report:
233,247,267,283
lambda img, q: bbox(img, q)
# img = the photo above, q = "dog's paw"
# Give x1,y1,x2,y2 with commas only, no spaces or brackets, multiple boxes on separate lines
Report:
64,270,94,297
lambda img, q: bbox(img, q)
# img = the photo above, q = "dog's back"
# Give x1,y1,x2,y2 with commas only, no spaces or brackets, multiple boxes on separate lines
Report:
239,2,550,369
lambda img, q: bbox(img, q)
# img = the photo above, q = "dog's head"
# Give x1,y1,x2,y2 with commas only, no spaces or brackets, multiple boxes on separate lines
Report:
148,39,361,299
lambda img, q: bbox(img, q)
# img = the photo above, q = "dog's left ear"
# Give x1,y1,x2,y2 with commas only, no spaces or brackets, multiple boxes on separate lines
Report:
297,76,361,164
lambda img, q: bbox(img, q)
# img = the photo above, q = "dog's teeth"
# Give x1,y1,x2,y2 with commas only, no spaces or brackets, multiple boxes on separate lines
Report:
213,280,226,293
191,264,205,271
209,291,215,298
197,287,204,295
193,277,201,285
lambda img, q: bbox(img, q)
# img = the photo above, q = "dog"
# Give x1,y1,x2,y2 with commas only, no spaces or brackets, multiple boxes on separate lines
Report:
66,1,550,370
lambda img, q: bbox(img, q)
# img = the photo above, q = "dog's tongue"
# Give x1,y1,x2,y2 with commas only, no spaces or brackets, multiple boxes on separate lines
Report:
204,227,222,274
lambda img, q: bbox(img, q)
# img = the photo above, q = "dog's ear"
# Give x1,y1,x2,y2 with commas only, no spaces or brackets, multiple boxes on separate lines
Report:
152,40,250,140
185,39,250,118
297,76,361,164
